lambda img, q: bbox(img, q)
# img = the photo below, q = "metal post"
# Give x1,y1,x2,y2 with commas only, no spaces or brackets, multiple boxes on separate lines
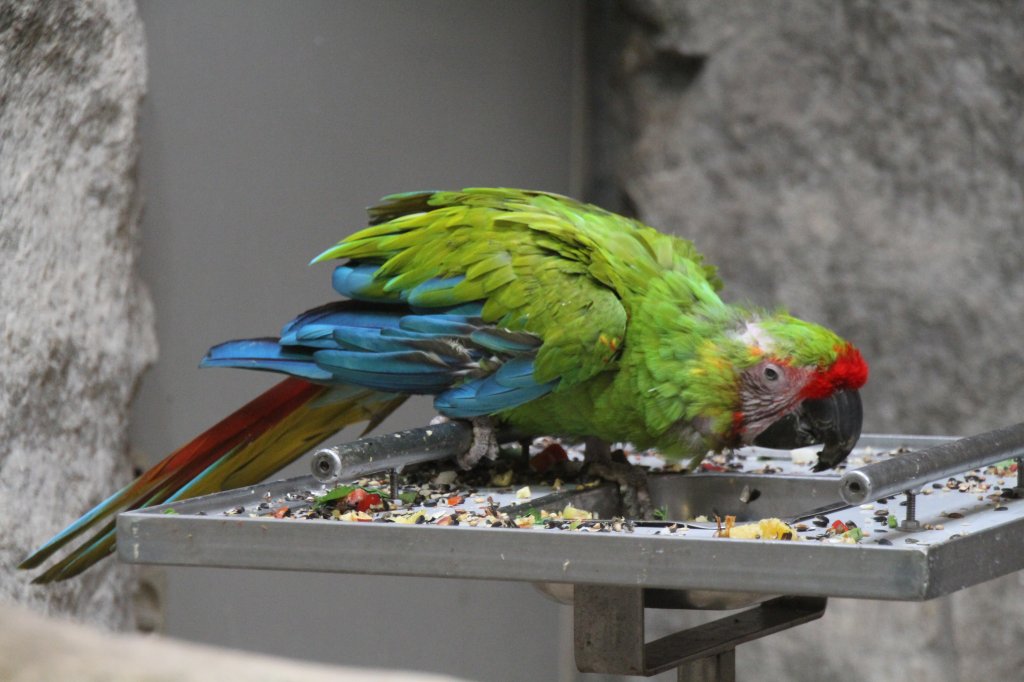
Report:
677,650,735,682
574,585,826,678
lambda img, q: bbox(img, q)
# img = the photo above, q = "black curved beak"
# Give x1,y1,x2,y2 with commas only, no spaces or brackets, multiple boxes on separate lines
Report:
753,389,863,471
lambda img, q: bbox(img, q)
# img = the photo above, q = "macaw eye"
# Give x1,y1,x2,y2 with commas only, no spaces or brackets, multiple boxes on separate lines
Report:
763,365,781,382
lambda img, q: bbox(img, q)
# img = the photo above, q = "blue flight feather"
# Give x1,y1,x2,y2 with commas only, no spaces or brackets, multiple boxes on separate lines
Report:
469,329,540,354
201,339,333,381
435,377,556,417
330,327,413,353
492,356,541,388
399,314,480,336
314,349,451,374
281,302,404,342
283,324,345,348
434,357,556,417
313,350,455,393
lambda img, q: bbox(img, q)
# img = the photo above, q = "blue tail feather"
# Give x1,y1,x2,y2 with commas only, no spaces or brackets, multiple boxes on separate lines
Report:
24,486,129,563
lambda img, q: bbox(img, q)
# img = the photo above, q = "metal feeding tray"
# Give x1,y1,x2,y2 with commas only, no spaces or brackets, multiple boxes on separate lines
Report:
118,422,1024,680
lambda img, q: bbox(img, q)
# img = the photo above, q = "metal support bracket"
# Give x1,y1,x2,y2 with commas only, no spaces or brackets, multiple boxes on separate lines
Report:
574,586,827,680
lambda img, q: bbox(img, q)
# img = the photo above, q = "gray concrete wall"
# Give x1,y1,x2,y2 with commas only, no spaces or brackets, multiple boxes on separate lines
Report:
1,0,154,627
587,1,1024,680
133,1,579,679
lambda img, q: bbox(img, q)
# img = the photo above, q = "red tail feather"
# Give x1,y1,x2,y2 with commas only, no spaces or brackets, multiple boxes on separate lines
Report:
21,378,404,582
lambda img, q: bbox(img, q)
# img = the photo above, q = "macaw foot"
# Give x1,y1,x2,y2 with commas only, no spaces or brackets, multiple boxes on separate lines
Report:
431,415,501,470
584,437,651,519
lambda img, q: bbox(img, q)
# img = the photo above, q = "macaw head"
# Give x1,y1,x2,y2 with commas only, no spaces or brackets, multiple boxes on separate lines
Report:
686,314,869,470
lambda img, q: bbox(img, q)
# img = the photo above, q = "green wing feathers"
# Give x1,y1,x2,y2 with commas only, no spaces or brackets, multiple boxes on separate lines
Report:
315,188,720,389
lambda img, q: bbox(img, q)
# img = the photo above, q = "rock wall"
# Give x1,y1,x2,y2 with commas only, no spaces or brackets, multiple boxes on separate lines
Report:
587,1,1024,680
0,0,154,627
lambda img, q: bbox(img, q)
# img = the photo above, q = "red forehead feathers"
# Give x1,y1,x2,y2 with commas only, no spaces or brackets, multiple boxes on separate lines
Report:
800,344,869,400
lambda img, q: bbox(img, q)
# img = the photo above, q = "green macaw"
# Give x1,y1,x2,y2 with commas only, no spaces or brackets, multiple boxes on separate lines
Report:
22,188,867,582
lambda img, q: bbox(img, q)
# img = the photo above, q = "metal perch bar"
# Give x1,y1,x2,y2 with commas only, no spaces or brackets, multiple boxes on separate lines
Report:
309,420,475,483
840,422,1024,505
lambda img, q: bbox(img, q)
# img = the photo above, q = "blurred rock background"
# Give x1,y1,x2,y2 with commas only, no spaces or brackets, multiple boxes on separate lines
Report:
0,0,154,628
585,2,1024,680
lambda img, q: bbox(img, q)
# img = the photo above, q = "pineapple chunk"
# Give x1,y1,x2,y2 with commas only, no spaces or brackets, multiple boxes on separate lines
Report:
722,516,797,540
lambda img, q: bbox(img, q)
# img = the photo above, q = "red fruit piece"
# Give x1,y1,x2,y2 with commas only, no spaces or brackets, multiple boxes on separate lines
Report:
530,443,568,473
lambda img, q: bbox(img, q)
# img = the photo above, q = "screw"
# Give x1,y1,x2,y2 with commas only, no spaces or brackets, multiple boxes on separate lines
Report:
389,468,398,501
899,490,921,532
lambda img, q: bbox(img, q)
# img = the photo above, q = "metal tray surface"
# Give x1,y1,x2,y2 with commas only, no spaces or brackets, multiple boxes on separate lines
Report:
117,434,1024,602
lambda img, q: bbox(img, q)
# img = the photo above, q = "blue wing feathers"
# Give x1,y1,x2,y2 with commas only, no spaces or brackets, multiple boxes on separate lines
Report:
204,284,555,408
332,264,402,302
493,356,541,388
313,350,456,393
469,328,540,354
316,350,451,374
399,314,480,336
435,368,556,417
201,339,334,382
282,302,403,341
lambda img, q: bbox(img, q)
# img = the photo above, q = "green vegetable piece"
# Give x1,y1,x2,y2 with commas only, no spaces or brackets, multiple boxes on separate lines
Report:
315,485,357,505
887,514,897,528
522,507,542,523
315,485,387,511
